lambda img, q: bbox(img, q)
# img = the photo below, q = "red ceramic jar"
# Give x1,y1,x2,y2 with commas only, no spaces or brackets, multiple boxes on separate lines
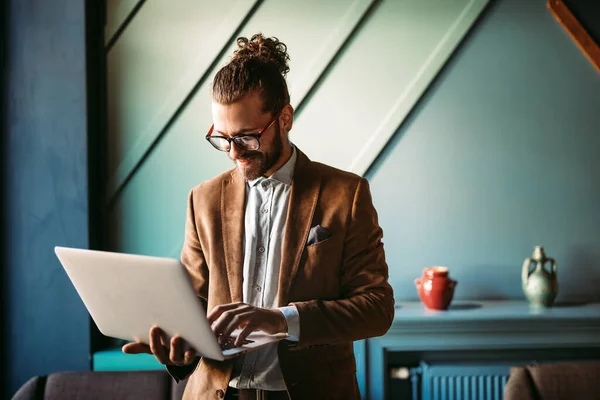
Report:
414,266,457,310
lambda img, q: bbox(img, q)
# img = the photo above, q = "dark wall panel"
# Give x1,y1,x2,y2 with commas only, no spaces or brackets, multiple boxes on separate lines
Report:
1,0,9,393
563,0,600,44
4,0,91,396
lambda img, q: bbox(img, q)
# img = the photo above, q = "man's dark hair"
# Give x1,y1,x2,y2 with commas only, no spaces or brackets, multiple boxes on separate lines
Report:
212,33,290,114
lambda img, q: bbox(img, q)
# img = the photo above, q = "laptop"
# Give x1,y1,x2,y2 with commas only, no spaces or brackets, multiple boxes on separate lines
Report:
54,246,287,361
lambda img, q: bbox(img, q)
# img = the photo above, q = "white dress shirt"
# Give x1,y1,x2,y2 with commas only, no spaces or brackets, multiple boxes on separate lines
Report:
228,145,300,390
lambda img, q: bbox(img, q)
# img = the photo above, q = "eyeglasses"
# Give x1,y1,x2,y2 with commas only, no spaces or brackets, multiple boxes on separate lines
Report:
205,113,280,152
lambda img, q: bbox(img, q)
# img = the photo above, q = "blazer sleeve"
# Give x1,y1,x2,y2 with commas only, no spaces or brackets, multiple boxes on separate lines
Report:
180,188,210,306
290,178,395,347
166,189,208,382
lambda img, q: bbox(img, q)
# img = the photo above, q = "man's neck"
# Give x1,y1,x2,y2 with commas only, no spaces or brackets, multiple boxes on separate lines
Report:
263,142,293,178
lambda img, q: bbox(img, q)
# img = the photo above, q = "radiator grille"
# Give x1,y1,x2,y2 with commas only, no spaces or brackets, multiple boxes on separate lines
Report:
420,363,511,400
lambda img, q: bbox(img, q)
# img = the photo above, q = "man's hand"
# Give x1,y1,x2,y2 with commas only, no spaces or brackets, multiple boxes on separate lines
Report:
208,302,288,347
122,326,197,366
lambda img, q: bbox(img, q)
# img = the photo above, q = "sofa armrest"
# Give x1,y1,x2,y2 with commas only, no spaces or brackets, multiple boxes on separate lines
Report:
505,362,600,400
527,361,600,400
504,366,537,400
11,376,45,400
12,370,186,400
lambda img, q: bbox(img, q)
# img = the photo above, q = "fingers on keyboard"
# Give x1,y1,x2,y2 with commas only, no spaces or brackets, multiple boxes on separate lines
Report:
219,336,254,350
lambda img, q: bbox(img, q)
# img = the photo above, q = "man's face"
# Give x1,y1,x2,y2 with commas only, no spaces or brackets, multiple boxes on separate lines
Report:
211,93,284,181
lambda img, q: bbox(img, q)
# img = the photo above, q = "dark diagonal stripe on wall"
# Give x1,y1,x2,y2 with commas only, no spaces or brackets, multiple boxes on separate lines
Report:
107,0,265,210
106,0,146,52
294,0,381,117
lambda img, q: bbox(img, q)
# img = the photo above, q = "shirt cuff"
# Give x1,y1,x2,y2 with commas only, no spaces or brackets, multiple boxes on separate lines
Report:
278,305,300,342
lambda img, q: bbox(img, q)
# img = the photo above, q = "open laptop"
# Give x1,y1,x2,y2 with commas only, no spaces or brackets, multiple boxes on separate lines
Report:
54,246,287,361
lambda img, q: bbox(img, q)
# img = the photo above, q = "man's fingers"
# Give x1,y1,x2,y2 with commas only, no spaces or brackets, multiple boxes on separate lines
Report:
122,342,151,354
149,326,169,364
211,306,253,338
221,311,254,341
160,332,169,348
183,349,197,365
207,302,245,323
170,336,185,365
124,329,196,367
235,321,257,347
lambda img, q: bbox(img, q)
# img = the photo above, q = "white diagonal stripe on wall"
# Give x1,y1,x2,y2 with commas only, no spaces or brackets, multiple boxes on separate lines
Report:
349,0,490,176
291,0,489,176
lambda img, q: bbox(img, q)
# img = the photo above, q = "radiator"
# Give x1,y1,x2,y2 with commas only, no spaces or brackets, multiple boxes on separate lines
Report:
411,362,512,400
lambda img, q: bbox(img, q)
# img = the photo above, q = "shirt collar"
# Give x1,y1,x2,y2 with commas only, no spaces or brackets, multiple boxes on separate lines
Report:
248,144,297,187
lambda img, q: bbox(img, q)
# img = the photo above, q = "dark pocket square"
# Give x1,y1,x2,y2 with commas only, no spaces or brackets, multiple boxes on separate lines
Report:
307,225,331,246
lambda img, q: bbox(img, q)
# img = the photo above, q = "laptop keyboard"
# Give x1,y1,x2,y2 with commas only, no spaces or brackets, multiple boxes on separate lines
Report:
220,336,254,350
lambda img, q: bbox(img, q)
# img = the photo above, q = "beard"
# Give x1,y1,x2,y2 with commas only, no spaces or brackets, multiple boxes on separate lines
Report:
233,122,283,181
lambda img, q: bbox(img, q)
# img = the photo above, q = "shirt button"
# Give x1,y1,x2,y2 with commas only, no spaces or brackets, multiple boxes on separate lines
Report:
258,246,265,253
255,285,262,292
216,389,225,398
244,364,253,372
262,208,268,214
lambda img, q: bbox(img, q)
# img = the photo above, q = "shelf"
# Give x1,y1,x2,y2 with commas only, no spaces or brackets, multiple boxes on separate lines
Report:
93,349,164,371
384,300,600,351
366,300,600,399
392,300,600,322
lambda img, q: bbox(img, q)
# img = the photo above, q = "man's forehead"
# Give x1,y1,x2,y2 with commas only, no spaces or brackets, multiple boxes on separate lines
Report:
211,99,267,134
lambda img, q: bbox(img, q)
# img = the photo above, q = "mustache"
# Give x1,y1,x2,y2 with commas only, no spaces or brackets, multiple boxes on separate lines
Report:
238,152,261,161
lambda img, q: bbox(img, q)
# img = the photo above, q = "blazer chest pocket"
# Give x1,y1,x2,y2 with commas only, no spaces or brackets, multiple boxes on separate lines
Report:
300,234,342,295
305,232,339,258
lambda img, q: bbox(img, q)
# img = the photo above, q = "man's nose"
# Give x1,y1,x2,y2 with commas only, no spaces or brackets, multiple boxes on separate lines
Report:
229,142,244,159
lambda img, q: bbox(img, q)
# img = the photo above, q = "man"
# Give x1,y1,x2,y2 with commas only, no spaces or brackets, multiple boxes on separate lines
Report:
123,33,395,400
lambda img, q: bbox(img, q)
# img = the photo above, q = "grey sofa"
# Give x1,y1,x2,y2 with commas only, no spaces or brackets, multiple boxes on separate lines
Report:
12,370,188,400
504,361,600,400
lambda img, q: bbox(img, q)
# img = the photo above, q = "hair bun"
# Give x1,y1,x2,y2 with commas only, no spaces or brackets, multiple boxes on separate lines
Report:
232,33,290,76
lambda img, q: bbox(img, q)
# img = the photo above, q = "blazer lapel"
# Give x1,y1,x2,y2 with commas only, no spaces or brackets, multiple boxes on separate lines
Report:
221,169,246,303
277,150,321,307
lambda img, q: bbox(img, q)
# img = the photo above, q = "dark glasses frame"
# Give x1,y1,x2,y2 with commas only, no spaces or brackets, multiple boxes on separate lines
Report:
205,111,280,152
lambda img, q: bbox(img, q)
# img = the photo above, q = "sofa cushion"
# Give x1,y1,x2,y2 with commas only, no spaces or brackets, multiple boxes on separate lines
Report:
44,370,171,400
528,361,600,400
505,361,600,400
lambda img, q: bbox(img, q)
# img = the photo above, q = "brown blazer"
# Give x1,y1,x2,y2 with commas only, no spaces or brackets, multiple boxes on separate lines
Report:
176,149,395,400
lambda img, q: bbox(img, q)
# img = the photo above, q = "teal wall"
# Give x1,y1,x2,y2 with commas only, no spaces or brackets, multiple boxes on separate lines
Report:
368,0,600,302
105,0,489,261
105,0,600,303
2,0,94,396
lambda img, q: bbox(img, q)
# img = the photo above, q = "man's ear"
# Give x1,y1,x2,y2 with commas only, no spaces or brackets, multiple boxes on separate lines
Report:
280,104,294,132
